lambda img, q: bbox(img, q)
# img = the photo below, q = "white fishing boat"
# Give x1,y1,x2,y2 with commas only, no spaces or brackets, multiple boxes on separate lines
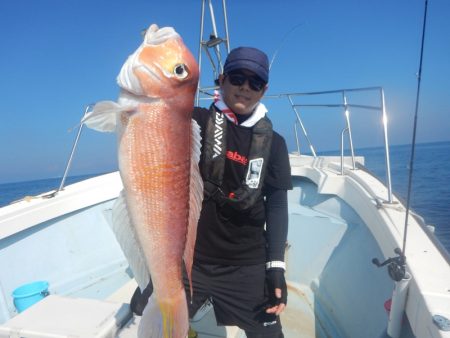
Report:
0,1,449,337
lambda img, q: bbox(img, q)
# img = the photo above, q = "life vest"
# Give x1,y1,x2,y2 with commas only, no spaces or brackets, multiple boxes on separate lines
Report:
201,104,273,211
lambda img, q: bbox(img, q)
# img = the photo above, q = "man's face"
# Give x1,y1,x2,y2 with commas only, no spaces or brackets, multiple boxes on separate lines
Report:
219,69,268,115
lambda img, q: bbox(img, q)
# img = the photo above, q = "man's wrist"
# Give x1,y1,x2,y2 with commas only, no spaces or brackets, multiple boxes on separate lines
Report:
266,260,286,271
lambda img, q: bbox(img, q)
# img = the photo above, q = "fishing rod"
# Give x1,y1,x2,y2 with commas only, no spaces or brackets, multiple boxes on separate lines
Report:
269,23,303,71
402,0,429,258
372,0,429,283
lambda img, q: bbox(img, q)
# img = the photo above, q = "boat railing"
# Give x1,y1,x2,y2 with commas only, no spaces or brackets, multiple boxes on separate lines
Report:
340,126,354,175
196,86,394,203
266,87,394,204
289,96,317,157
52,105,93,197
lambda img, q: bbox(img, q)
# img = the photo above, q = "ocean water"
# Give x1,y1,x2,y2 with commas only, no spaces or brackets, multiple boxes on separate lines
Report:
1,142,449,253
0,174,99,207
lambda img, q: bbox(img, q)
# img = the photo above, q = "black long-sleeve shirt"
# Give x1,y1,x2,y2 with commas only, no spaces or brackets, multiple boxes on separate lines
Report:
192,107,292,265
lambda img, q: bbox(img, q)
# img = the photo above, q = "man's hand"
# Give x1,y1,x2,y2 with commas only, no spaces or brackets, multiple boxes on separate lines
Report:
265,268,287,316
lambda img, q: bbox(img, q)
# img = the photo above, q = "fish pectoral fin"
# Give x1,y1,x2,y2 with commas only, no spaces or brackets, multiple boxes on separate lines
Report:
81,101,134,132
183,119,204,297
109,190,150,290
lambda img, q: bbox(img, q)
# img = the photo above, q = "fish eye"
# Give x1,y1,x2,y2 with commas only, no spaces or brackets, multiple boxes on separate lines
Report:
174,64,189,79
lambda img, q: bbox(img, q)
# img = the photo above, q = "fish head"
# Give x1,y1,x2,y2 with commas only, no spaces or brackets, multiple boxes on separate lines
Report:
117,24,199,101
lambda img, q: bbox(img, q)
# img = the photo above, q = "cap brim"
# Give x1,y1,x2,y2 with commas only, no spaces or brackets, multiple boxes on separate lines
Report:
224,60,268,83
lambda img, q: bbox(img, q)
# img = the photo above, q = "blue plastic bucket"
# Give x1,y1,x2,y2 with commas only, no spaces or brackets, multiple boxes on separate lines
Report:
12,281,49,313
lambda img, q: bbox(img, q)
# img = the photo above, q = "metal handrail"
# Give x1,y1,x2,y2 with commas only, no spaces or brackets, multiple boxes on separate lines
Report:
56,105,93,194
293,120,301,155
340,127,350,175
342,94,356,170
380,89,393,203
266,87,394,203
288,95,317,157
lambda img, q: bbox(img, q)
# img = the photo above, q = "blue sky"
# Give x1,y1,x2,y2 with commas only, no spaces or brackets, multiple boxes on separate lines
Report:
0,0,449,183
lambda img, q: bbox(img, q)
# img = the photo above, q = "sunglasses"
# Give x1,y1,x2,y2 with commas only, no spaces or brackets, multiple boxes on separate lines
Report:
226,72,267,91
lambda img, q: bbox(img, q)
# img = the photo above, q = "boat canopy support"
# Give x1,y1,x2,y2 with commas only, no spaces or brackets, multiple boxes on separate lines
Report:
196,0,230,105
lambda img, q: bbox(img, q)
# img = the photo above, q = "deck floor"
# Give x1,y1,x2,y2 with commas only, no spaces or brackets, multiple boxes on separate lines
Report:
117,283,320,338
282,284,317,338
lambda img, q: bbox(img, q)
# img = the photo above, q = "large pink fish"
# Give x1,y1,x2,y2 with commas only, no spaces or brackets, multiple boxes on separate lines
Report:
84,24,203,338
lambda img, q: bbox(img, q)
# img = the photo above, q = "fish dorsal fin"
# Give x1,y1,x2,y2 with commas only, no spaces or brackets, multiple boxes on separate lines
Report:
111,190,150,290
183,119,204,296
82,101,134,132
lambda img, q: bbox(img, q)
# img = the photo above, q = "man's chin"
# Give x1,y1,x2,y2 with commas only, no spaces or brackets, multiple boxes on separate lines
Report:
231,103,254,116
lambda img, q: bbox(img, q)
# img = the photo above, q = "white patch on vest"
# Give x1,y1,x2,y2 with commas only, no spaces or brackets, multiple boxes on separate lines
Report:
213,112,224,158
246,158,264,189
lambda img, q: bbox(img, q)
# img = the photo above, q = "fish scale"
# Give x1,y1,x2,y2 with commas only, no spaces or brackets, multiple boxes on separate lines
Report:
120,95,193,338
83,24,202,338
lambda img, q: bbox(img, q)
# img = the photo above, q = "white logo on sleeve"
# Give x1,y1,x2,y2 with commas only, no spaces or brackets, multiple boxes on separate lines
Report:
263,320,277,327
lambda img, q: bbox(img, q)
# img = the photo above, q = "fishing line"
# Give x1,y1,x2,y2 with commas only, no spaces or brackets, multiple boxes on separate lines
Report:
269,23,303,71
402,0,429,257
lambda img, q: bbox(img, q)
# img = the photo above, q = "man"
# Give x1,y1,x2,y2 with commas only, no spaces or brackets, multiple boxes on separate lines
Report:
132,47,292,338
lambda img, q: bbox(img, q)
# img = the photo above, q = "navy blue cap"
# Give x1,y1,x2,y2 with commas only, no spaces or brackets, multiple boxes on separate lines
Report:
223,47,269,83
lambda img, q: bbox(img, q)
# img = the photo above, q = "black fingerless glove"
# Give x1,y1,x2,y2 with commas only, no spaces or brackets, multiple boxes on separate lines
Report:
266,268,287,306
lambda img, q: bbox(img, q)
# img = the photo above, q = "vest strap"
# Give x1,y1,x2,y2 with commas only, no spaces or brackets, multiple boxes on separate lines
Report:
201,104,273,211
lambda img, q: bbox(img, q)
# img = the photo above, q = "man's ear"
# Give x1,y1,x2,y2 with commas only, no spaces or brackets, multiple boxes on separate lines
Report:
218,74,225,86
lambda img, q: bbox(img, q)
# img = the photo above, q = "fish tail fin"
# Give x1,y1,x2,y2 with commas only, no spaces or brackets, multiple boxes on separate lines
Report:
138,289,189,338
138,294,162,338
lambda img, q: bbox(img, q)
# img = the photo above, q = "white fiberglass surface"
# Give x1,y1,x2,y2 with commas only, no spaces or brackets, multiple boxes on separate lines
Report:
286,177,395,338
0,199,130,323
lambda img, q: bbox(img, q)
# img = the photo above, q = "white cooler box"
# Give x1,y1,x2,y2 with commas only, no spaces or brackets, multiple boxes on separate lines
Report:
0,295,131,338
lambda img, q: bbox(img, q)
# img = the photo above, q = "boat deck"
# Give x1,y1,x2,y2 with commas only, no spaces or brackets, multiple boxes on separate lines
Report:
116,281,318,338
1,163,430,337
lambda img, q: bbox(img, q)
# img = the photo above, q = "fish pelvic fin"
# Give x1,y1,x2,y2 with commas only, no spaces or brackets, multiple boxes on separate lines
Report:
138,290,189,338
183,119,203,298
81,100,135,132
